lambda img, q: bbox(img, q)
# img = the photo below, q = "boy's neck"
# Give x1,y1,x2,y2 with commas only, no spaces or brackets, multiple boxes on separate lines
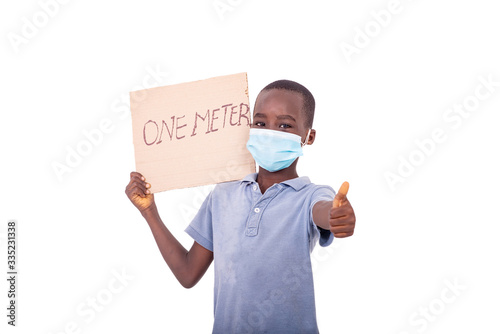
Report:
256,160,299,194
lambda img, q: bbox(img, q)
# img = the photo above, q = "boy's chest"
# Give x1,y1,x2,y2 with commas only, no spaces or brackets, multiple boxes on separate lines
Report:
211,184,311,256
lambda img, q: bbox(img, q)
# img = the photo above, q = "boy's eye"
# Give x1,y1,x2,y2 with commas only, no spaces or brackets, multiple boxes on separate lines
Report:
254,121,265,127
279,123,292,129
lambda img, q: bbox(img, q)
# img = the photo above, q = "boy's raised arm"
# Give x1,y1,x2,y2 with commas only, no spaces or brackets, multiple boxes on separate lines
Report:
312,182,356,238
125,172,213,288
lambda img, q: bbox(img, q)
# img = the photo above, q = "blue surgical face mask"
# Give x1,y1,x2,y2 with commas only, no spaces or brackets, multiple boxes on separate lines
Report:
246,128,311,172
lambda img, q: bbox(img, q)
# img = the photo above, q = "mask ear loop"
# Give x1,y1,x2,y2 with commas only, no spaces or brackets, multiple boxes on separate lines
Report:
301,129,312,147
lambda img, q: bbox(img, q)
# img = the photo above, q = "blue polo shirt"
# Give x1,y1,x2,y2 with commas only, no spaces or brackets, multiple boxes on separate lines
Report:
185,173,335,333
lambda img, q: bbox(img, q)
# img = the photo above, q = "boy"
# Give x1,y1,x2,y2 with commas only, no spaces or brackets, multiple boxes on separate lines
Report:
125,80,356,333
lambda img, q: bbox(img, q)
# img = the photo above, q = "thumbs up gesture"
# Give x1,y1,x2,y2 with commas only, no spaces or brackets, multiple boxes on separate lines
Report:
330,182,356,238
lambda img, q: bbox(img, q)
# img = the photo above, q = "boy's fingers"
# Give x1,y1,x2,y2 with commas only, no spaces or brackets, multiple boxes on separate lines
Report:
332,181,349,208
126,179,150,196
330,214,354,227
130,171,145,181
131,184,150,197
130,171,142,178
128,172,150,191
135,182,149,194
330,224,353,234
333,232,353,238
330,199,352,217
127,185,144,198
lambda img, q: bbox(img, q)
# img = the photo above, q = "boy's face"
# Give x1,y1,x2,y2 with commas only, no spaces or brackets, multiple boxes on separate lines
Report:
251,89,315,145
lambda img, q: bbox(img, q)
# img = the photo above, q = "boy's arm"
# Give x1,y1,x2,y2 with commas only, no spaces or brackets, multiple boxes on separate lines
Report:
312,182,356,238
126,172,213,289
142,205,213,288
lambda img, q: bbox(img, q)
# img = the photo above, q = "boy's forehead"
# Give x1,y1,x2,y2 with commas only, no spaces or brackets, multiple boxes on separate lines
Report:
254,89,304,116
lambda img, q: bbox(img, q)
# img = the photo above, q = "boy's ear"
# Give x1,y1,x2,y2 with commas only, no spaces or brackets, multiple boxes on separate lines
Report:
307,129,316,145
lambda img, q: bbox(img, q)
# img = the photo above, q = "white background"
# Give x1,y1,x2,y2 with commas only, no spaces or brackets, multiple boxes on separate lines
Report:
1,0,499,333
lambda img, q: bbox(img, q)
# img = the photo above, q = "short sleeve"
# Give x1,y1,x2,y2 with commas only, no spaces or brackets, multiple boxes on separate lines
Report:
308,185,336,250
185,190,214,252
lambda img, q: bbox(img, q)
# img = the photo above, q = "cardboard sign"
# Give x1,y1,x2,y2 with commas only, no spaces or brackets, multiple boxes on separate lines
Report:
130,72,256,193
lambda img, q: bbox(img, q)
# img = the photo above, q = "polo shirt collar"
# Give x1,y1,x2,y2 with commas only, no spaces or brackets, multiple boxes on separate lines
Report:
240,173,311,191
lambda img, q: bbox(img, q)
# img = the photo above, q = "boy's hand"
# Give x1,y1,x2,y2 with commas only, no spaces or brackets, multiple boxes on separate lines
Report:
125,171,156,214
330,182,356,238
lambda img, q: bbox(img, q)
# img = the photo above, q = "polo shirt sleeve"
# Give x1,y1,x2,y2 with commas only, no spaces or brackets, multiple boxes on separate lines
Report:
184,189,214,252
309,185,336,248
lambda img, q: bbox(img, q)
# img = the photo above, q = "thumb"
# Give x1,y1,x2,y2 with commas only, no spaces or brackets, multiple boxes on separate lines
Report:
332,181,349,208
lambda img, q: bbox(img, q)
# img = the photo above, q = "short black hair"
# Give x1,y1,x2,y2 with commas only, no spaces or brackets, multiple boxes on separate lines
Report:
261,79,315,128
